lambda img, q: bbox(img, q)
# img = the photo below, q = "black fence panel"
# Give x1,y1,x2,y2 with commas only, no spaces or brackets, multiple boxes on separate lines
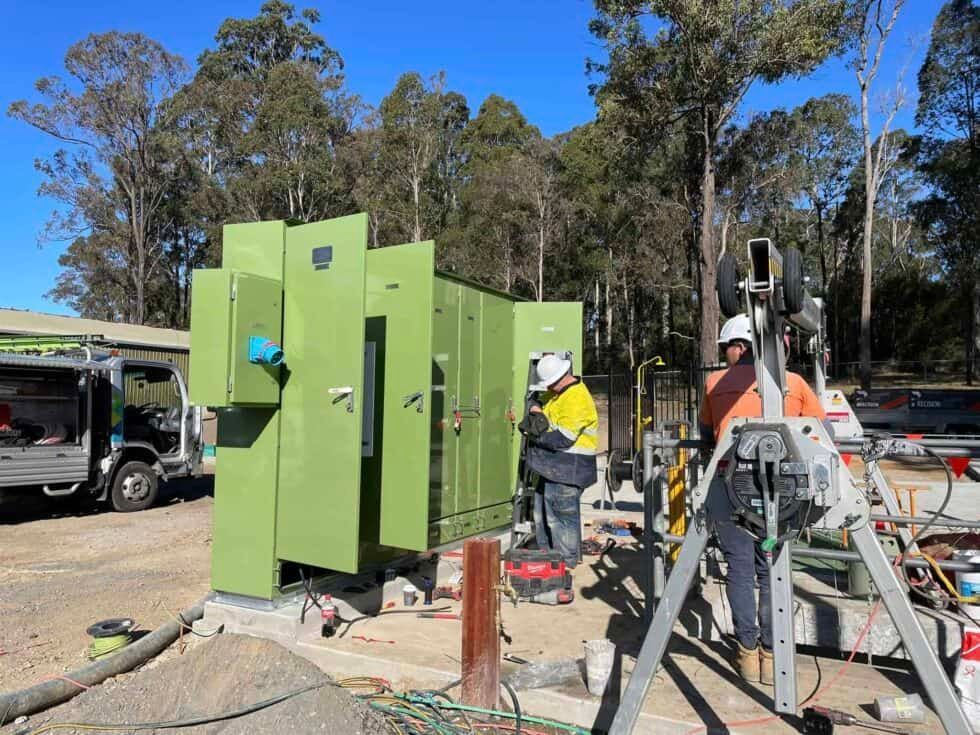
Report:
640,364,726,438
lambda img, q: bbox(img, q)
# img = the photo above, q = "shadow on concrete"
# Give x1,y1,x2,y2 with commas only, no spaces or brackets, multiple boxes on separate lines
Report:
579,541,803,733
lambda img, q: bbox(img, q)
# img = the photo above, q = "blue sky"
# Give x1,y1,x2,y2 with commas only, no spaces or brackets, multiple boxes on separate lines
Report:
0,0,941,316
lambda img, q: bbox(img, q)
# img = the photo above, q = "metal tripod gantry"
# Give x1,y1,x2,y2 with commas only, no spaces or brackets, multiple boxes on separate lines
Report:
609,238,972,735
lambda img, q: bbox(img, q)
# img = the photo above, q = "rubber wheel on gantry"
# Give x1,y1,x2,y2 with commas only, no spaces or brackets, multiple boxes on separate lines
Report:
782,247,805,315
717,253,742,319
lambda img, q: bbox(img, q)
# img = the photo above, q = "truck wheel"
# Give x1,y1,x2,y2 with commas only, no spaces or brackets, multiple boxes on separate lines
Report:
111,461,158,512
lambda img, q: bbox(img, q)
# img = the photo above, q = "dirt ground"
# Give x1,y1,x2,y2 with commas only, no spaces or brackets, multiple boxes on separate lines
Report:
0,458,973,732
2,634,387,735
0,476,213,694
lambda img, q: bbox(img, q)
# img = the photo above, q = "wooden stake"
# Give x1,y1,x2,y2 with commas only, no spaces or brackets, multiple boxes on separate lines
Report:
461,538,500,708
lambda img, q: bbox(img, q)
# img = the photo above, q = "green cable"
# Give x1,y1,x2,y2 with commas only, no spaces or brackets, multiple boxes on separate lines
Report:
401,693,590,734
87,633,132,660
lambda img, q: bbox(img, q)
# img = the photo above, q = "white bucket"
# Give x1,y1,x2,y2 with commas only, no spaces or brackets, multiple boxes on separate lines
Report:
953,549,980,618
584,638,616,696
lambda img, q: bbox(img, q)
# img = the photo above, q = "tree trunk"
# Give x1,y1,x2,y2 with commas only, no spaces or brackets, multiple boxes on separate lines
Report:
859,81,875,391
537,221,545,303
968,280,980,386
815,202,827,291
698,120,719,367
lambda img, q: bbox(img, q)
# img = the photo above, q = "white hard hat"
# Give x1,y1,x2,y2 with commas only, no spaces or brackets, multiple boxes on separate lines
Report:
536,354,571,386
718,314,752,346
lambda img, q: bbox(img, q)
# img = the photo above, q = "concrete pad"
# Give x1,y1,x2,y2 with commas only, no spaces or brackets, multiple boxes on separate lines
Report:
196,459,967,733
199,535,949,734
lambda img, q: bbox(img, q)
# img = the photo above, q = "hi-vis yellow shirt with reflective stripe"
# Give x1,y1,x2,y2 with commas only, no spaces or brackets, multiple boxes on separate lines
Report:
541,381,599,455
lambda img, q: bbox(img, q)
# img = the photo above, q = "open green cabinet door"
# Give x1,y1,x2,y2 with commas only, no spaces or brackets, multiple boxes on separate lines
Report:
276,214,368,574
364,242,435,552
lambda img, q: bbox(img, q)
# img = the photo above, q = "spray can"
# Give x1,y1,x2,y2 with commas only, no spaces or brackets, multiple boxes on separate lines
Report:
320,594,337,638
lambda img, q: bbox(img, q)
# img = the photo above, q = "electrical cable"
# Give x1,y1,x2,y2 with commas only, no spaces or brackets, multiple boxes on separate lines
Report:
894,444,980,627
336,607,453,638
500,679,522,735
24,682,329,734
86,634,131,661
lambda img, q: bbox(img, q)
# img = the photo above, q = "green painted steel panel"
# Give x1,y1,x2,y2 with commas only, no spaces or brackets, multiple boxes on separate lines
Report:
223,220,288,276
364,242,435,552
189,270,234,408
276,214,368,574
455,286,482,514
478,294,516,509
511,302,584,475
429,278,459,524
228,272,283,406
203,220,286,600
211,407,281,597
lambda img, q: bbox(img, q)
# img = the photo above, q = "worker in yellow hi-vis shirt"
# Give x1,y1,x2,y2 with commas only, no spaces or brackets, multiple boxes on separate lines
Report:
518,354,598,569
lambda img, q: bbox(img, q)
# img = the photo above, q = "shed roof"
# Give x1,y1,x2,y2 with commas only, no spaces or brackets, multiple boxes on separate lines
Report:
0,309,189,351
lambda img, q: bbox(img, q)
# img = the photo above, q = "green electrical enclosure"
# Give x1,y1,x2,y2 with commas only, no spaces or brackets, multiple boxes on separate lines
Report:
190,213,582,601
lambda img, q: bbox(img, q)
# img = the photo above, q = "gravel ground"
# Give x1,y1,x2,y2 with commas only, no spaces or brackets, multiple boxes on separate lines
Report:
2,634,388,734
0,476,213,694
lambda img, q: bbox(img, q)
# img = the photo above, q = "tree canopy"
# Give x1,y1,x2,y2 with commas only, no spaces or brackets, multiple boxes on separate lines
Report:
9,1,979,383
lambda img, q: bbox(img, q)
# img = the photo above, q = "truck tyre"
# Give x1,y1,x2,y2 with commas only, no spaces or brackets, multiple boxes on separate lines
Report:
111,461,158,512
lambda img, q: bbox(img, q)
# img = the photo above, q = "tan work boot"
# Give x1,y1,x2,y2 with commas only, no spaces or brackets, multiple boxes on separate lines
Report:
759,647,774,685
736,642,760,682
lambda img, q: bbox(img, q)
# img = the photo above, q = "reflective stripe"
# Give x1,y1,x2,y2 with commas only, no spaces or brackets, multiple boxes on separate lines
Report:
582,427,598,437
555,425,578,441
563,445,597,456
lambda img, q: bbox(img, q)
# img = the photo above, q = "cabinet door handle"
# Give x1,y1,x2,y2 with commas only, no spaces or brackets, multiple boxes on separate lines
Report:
328,386,354,413
402,391,425,413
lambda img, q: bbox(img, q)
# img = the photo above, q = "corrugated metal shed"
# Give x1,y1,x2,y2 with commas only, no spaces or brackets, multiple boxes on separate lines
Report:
0,309,188,350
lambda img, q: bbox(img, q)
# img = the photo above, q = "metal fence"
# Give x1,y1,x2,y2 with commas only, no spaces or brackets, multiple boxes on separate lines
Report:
640,365,725,441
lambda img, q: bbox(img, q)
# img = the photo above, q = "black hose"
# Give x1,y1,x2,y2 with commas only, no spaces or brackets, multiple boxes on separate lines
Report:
501,679,522,735
0,597,208,725
22,682,329,734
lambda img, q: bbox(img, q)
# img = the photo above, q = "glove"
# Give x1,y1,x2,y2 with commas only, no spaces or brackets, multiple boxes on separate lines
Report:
518,411,550,438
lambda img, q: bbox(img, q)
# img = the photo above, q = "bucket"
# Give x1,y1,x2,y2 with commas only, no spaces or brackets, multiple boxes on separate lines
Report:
584,638,615,696
953,549,980,618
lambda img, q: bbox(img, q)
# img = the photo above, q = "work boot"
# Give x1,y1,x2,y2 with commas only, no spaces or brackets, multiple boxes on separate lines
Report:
736,642,760,682
759,647,774,686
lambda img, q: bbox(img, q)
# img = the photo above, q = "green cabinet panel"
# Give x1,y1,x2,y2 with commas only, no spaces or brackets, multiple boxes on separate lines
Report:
455,286,483,514
511,303,584,474
276,214,368,574
205,220,286,600
194,213,586,599
211,407,281,598
189,269,234,408
364,242,435,552
429,278,459,522
188,270,282,407
479,294,516,508
228,273,283,405
222,220,286,276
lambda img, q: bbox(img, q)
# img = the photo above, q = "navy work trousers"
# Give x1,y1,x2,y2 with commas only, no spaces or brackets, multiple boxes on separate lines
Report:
534,480,583,568
715,520,772,650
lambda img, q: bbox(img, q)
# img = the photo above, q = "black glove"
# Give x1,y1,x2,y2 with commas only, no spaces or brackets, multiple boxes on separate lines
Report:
518,411,550,438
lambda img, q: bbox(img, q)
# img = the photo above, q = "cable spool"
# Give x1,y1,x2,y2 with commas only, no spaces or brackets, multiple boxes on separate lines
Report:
86,618,135,660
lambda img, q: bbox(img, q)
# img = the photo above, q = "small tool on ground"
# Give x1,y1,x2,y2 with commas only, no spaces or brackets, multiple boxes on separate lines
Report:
803,706,909,735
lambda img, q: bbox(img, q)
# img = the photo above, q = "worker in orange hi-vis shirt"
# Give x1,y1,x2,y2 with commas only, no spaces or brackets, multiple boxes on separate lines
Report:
698,313,831,688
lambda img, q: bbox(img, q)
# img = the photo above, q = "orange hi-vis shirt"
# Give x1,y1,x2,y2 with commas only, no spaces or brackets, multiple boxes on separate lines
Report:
699,364,827,443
